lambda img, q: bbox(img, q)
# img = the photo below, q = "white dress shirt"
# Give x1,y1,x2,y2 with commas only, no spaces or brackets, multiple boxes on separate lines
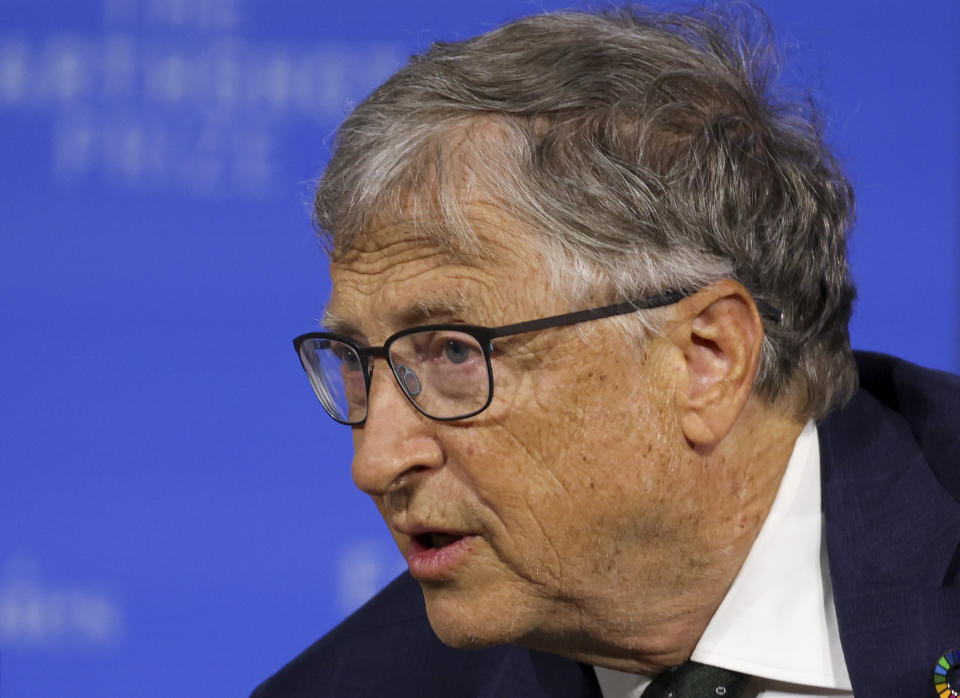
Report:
594,422,854,698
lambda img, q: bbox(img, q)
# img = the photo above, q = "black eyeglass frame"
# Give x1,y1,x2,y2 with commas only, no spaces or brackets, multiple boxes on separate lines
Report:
293,289,783,425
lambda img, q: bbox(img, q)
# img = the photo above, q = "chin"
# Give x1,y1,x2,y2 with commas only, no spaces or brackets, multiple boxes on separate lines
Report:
427,619,499,649
419,581,536,649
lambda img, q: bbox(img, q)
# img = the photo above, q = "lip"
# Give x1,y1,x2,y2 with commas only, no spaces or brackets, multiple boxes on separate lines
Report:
403,532,479,581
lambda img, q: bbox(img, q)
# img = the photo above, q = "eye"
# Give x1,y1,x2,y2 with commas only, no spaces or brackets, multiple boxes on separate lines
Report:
442,338,473,364
342,351,362,371
329,343,362,371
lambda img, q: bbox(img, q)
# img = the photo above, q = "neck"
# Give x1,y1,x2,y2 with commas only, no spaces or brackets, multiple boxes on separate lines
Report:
524,404,806,675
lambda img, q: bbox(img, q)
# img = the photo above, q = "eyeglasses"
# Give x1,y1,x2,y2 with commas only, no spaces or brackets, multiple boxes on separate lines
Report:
292,289,783,425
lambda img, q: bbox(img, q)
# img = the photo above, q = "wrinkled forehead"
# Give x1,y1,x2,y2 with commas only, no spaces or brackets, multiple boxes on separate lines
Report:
331,208,490,269
328,194,541,280
325,199,550,338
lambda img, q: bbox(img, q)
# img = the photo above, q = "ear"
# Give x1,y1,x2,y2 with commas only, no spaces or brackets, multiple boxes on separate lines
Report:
667,280,764,449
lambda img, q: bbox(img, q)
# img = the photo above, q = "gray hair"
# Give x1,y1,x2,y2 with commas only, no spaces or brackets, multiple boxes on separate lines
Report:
314,5,858,420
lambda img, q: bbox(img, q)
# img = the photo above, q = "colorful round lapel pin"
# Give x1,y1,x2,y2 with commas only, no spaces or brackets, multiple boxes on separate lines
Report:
934,649,960,698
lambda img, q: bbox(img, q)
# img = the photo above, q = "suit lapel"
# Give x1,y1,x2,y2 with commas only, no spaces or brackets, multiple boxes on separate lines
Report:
819,389,960,696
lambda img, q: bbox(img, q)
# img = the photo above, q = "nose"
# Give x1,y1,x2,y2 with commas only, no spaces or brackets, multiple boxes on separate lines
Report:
350,357,444,496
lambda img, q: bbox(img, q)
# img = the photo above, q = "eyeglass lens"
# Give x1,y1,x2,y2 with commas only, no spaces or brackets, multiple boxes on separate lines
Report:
298,330,491,423
299,338,368,423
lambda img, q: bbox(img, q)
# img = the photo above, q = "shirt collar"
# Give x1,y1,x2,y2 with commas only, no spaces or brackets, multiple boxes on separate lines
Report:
595,421,851,696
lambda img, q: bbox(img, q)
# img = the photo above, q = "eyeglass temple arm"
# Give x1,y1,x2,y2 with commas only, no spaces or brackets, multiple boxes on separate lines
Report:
488,291,689,339
488,290,783,340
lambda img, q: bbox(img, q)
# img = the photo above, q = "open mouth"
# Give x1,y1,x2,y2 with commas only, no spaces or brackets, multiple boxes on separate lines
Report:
414,532,464,550
404,530,474,578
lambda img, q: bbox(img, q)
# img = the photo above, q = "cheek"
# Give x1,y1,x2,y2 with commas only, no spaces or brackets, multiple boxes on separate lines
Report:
527,377,680,556
446,431,567,587
456,341,683,584
456,423,632,588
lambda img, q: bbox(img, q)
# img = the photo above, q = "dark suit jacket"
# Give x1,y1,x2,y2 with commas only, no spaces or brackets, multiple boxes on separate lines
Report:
253,352,960,697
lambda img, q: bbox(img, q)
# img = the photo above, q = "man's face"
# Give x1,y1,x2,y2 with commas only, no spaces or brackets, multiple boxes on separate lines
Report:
326,201,709,657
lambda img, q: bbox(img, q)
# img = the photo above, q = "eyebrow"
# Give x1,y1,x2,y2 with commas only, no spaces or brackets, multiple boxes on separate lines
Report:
321,290,474,338
319,310,359,336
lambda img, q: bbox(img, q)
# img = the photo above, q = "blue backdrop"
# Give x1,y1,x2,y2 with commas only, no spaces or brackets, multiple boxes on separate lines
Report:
1,1,957,696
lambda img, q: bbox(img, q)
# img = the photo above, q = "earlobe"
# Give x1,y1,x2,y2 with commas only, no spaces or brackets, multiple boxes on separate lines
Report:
671,281,764,448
